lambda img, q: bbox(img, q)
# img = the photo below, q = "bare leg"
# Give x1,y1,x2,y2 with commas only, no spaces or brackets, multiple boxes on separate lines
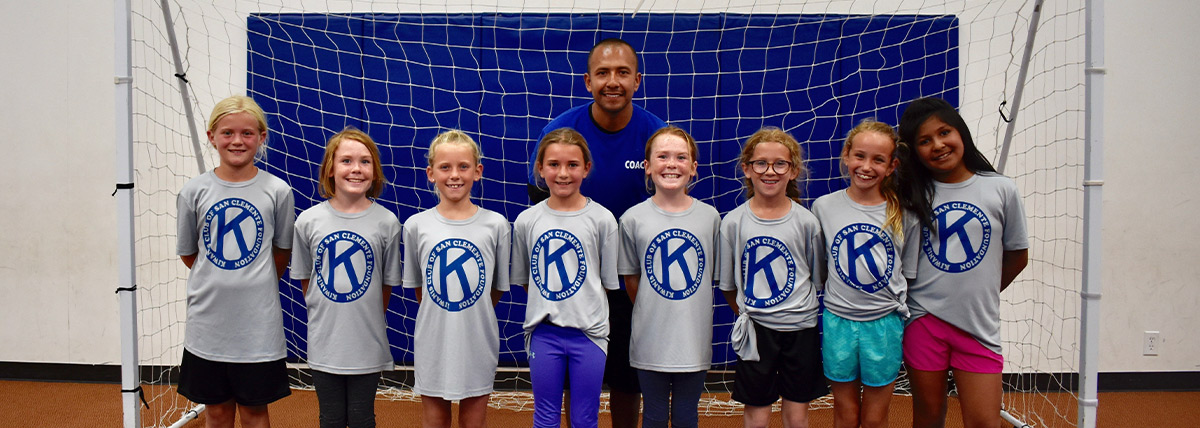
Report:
743,404,772,428
830,380,862,428
457,394,490,428
237,404,270,428
907,365,949,428
952,369,1003,428
203,400,236,428
859,382,896,428
780,399,811,428
421,395,452,428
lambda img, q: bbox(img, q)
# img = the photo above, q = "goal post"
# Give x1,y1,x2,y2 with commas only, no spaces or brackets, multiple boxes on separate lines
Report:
123,1,1090,427
116,0,140,425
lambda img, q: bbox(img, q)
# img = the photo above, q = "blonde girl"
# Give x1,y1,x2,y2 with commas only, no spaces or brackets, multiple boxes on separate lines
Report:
812,120,919,428
402,130,509,428
176,95,295,428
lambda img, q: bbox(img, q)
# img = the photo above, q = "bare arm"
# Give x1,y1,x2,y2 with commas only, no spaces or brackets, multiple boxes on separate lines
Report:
722,289,740,317
300,279,309,296
180,254,197,269
623,275,640,304
382,285,393,312
1000,249,1029,292
413,286,423,304
273,247,291,281
492,289,504,308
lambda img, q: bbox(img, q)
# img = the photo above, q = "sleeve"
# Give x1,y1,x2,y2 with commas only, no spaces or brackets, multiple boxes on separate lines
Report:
492,218,512,292
809,197,823,220
808,221,826,293
273,185,296,249
617,214,640,276
383,217,404,286
1001,180,1030,251
710,212,723,287
176,186,199,256
510,214,531,286
716,218,737,292
901,211,921,279
813,207,832,291
289,216,313,280
401,218,421,289
599,213,621,291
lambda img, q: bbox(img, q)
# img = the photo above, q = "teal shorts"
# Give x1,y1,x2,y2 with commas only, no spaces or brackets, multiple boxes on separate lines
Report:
821,310,904,387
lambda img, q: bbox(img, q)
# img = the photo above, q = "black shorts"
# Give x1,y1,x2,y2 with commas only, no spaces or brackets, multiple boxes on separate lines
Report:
731,322,827,406
602,289,640,393
177,349,291,406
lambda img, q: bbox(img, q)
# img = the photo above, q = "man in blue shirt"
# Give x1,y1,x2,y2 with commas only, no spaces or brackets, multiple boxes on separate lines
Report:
528,38,667,428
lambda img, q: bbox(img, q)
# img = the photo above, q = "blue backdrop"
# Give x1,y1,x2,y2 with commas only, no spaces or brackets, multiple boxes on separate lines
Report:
247,12,958,366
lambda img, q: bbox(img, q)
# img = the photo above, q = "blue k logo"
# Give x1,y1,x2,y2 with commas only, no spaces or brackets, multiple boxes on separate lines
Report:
644,229,705,300
201,198,264,270
530,229,587,301
740,236,796,308
922,201,992,273
424,238,486,311
314,231,375,303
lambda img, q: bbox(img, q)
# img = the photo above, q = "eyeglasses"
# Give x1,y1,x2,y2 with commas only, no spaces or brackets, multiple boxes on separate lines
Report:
746,160,793,175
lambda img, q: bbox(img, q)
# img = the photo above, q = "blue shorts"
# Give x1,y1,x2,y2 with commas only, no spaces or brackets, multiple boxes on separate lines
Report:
821,311,903,387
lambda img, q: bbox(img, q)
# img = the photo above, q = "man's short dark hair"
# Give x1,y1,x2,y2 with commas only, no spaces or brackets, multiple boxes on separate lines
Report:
587,38,639,73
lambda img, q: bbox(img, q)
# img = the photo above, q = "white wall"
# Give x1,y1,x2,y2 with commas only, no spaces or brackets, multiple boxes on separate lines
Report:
0,0,120,363
1,0,1196,374
1099,0,1200,371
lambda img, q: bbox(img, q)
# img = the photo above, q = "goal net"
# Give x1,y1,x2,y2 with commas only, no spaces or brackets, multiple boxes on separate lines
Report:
128,0,1085,426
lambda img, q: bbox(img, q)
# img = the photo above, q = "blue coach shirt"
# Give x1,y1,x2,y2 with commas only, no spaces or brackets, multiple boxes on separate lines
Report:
528,102,667,218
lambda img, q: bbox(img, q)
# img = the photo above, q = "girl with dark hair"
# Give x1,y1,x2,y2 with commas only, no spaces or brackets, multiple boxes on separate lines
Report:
895,97,1030,428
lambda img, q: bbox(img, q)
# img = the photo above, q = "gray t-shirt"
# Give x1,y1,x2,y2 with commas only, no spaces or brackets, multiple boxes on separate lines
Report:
717,200,824,331
908,173,1029,354
402,207,511,399
176,170,295,362
512,200,620,353
812,190,919,322
619,198,720,372
291,201,401,375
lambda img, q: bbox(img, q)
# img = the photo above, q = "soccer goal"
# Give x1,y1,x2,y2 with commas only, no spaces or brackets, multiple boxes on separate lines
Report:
115,0,1097,427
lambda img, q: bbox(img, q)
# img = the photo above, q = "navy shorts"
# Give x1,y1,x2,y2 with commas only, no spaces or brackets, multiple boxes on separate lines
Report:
177,349,291,406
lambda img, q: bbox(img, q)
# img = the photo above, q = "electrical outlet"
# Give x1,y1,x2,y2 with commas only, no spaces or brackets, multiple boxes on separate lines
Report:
1144,331,1161,356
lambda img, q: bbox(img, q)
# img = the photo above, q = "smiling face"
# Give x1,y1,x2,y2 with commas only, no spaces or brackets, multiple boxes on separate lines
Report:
584,43,642,117
646,133,697,194
914,115,971,183
741,141,799,201
538,142,591,201
329,138,375,200
207,112,264,171
843,130,899,196
426,142,482,204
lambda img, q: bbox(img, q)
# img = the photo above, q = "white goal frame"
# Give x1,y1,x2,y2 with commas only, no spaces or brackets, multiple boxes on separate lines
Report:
115,1,1103,427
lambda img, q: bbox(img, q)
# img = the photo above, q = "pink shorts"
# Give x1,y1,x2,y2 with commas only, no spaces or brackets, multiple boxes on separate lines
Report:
902,315,1003,374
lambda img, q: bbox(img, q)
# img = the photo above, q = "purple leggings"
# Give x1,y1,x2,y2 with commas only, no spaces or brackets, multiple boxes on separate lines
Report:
529,323,606,428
